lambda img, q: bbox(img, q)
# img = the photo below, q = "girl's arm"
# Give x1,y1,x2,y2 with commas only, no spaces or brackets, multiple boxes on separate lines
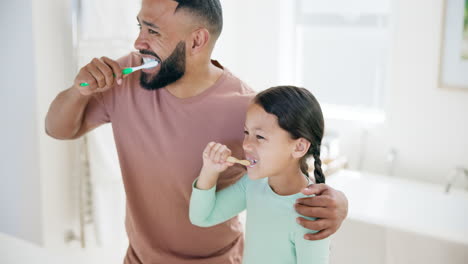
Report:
189,174,248,227
294,226,331,264
189,142,248,227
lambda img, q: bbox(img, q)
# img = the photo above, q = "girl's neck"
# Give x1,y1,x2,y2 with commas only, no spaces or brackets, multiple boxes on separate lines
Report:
268,167,310,196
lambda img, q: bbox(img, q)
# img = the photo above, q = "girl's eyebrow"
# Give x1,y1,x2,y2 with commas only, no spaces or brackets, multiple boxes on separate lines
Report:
244,126,266,132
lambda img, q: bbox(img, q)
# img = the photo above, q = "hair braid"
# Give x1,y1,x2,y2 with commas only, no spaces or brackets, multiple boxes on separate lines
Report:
312,146,325,184
300,157,310,177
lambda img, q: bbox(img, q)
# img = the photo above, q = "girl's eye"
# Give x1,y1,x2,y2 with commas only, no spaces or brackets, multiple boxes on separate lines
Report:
243,130,249,135
256,135,265,140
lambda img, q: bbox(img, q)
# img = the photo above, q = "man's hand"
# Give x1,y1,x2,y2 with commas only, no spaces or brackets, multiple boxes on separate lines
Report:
74,56,125,96
295,183,348,240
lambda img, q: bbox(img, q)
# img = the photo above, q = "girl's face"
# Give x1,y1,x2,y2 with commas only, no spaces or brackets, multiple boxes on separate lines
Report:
243,103,300,180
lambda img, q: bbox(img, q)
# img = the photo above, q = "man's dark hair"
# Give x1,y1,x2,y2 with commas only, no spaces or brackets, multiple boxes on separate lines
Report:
173,0,223,37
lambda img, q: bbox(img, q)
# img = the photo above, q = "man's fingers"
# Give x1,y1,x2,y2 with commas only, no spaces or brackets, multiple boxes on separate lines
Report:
94,60,114,88
297,217,329,232
301,183,330,196
86,62,106,89
296,195,335,208
304,229,333,241
295,204,334,219
101,56,123,84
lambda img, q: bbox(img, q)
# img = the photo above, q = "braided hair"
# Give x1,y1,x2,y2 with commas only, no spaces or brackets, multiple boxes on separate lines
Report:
254,86,325,184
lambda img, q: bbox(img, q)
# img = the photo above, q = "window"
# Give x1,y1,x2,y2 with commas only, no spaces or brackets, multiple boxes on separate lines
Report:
293,0,392,122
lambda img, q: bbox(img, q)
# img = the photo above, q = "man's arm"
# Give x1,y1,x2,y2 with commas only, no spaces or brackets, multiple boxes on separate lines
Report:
294,184,348,240
45,87,94,139
45,57,124,139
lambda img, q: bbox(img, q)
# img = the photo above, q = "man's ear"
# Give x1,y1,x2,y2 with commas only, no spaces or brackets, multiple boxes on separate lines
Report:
189,28,210,55
292,138,311,158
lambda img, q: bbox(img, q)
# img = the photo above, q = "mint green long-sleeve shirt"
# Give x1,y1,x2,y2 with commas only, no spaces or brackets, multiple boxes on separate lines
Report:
189,174,330,264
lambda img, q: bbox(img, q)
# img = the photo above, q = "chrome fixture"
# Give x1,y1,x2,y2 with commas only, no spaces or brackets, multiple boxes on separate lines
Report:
445,166,468,193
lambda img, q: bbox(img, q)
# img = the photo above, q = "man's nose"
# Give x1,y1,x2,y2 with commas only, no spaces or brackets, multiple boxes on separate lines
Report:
134,32,149,50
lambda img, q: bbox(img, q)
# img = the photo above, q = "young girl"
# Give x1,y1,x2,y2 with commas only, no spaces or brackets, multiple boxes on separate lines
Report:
189,86,329,264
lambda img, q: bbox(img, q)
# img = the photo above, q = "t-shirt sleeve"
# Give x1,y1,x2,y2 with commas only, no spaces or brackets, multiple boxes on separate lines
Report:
189,174,248,227
294,226,330,264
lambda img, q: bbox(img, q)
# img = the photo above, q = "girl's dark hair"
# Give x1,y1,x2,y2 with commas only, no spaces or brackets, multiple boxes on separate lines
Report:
254,86,325,184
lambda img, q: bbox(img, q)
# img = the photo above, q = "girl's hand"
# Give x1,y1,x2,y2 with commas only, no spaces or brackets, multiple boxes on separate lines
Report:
201,142,234,174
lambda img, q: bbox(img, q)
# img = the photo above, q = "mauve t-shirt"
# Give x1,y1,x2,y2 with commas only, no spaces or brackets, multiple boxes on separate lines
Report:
83,52,255,263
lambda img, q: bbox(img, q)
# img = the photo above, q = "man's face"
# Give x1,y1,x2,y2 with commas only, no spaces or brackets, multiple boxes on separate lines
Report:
135,0,190,90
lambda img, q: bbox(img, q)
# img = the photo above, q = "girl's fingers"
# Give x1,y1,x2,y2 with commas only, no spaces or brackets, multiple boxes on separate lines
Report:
220,148,231,163
212,143,224,163
204,142,216,159
203,142,232,165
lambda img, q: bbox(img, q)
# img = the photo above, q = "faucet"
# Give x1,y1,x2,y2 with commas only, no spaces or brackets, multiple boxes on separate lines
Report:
445,166,468,193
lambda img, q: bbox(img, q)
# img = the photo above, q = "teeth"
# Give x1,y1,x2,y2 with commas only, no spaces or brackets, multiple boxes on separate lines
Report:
247,158,258,166
143,57,157,64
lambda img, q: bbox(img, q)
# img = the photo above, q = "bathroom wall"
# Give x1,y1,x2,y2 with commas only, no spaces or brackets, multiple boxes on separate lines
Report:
218,0,468,186
360,0,468,184
0,0,42,244
0,0,117,262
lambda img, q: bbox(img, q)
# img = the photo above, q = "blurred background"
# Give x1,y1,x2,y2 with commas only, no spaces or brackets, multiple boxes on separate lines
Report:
1,0,468,263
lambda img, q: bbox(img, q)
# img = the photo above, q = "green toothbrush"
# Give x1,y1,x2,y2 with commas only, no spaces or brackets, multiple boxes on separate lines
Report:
80,60,159,87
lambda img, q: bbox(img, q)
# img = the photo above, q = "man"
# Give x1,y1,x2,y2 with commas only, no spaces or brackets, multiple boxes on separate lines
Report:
46,0,348,263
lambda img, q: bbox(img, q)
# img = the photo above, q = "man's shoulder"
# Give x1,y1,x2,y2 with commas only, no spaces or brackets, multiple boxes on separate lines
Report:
226,72,254,94
213,60,255,98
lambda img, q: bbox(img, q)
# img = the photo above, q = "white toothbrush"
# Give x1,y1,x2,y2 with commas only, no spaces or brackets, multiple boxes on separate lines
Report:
80,60,159,87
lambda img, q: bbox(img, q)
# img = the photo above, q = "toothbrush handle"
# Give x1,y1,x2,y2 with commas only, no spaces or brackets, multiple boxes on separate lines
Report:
226,157,251,166
79,68,132,86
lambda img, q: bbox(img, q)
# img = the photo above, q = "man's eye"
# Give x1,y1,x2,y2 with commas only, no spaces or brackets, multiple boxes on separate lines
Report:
256,135,265,140
148,29,159,35
137,23,142,29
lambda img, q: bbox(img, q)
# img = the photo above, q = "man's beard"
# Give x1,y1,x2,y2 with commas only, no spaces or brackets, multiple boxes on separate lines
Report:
140,41,186,90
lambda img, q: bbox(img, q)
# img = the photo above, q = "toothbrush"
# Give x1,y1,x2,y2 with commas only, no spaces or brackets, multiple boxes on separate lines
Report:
226,156,251,166
79,60,159,87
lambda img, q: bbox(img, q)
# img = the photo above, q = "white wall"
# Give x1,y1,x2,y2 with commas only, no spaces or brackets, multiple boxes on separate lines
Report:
0,0,80,247
219,0,468,186
0,0,42,245
33,0,83,249
213,0,285,90
362,0,468,184
1,0,122,262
